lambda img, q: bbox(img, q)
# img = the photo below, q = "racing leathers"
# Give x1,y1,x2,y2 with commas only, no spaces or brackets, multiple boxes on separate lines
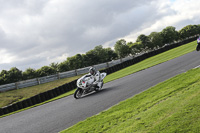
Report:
90,71,103,90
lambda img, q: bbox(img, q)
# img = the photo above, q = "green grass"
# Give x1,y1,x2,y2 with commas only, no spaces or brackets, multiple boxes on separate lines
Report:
0,40,196,118
0,75,82,108
104,41,196,83
61,67,200,133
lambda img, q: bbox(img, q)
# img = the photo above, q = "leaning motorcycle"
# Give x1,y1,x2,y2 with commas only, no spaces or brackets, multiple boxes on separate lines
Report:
196,37,200,51
197,42,200,51
74,72,107,99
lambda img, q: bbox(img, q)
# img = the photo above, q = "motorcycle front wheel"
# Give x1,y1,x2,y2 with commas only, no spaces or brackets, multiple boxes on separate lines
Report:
74,88,83,99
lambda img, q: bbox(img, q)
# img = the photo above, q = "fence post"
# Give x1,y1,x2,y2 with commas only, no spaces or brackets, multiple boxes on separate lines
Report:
37,78,41,85
15,82,19,89
75,69,78,76
57,73,60,79
106,62,109,68
120,58,123,63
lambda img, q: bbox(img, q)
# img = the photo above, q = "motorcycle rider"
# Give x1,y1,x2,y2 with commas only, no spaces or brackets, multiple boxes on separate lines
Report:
196,36,200,51
89,67,103,91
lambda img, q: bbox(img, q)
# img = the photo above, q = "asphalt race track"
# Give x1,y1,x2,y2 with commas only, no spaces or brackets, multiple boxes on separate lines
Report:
1,51,200,133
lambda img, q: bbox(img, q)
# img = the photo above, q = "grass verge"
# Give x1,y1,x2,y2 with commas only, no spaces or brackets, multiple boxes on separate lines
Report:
0,75,82,108
61,67,200,133
104,40,196,83
0,40,196,117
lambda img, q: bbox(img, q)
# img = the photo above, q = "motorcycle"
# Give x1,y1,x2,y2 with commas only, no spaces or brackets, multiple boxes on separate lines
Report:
196,36,200,51
74,72,107,99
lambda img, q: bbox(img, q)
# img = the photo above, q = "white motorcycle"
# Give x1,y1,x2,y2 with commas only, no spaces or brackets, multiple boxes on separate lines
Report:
196,37,200,51
74,72,107,99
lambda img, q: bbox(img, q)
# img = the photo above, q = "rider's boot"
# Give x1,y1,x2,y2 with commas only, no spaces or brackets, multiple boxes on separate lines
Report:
97,82,103,91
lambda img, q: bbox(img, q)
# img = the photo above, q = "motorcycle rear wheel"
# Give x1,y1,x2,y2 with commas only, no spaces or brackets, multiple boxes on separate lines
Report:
74,88,83,99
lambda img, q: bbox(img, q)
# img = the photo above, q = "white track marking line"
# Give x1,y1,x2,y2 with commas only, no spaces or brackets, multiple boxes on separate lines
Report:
194,65,200,69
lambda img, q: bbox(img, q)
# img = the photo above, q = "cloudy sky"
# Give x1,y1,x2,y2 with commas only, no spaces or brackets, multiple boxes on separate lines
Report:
0,0,200,71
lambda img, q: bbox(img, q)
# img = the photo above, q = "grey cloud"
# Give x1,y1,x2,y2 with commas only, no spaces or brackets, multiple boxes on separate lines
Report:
1,0,185,71
46,0,159,52
0,27,6,44
0,0,48,15
1,55,46,71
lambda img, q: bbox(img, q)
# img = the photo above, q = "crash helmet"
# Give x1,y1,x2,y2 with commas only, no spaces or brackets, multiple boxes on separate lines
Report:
89,67,96,76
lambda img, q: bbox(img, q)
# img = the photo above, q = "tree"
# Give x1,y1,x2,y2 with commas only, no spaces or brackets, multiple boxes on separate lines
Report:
114,39,130,58
66,54,84,70
49,62,59,72
104,48,118,61
23,68,38,80
85,50,99,66
58,61,69,72
136,34,151,51
197,24,200,34
7,67,23,83
178,25,200,40
0,76,3,85
148,32,164,49
161,26,178,44
127,41,143,55
93,45,107,63
92,45,117,63
37,66,56,77
0,70,9,85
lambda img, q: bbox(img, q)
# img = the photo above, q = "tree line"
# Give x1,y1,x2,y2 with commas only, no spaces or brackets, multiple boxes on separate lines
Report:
0,24,200,85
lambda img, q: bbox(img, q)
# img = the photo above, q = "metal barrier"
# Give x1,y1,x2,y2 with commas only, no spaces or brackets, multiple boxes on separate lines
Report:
0,57,128,92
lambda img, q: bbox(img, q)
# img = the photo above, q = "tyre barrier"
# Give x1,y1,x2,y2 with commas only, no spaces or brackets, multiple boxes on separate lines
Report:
21,100,28,109
7,105,14,114
62,84,69,92
39,93,46,102
0,36,197,117
55,87,61,96
0,108,3,116
30,96,37,105
2,107,9,115
51,89,58,97
12,103,18,112
46,90,54,99
17,101,23,110
43,91,51,101
58,85,65,93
